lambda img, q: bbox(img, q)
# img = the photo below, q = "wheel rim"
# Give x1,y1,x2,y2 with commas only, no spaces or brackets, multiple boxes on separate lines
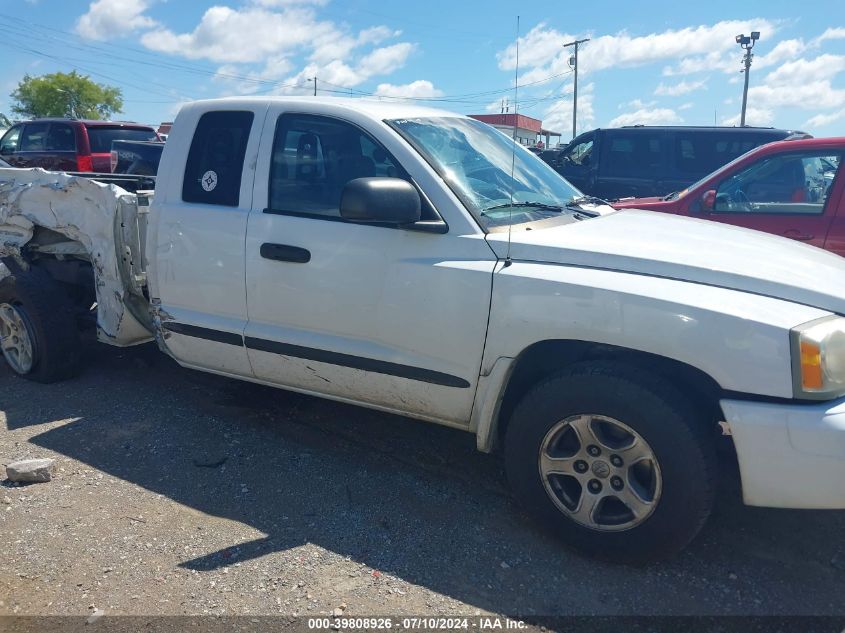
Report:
0,303,35,375
538,414,662,532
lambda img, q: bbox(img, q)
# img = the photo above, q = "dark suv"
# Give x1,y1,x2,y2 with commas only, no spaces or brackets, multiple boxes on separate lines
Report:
0,119,158,173
556,125,811,200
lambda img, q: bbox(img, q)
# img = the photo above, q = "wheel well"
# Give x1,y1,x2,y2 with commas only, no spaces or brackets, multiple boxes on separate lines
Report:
3,236,97,329
497,340,726,442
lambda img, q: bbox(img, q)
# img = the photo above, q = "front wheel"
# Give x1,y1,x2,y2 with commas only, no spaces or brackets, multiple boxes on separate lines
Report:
505,361,716,563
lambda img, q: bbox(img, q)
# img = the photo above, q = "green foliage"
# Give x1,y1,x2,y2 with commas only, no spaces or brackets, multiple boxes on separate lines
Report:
0,113,11,127
10,71,123,120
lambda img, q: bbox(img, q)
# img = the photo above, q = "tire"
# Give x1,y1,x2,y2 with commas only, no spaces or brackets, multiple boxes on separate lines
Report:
0,267,83,383
504,361,716,563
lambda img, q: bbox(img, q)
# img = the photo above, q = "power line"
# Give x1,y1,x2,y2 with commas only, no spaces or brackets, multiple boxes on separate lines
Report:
0,11,578,109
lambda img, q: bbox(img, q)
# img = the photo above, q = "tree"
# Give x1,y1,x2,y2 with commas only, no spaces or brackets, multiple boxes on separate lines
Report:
10,71,123,120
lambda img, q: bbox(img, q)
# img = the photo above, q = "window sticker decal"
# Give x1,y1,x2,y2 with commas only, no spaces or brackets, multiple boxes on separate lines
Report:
201,170,218,192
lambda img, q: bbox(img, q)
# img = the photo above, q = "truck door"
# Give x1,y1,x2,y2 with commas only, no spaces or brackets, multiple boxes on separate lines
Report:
147,106,266,377
243,110,496,426
705,150,842,251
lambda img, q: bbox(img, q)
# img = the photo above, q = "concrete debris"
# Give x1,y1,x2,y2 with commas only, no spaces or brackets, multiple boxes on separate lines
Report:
5,458,55,483
86,608,105,625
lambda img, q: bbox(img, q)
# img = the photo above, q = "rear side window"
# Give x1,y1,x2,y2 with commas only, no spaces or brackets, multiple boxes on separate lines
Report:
676,133,782,175
183,111,254,207
601,132,662,177
47,123,77,152
87,126,158,153
20,123,49,151
713,136,769,165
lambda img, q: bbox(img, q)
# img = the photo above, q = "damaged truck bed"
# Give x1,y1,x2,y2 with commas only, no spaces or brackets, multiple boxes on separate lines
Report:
0,168,153,346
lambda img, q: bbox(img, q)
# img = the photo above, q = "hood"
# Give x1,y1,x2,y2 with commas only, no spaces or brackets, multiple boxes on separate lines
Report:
486,208,845,315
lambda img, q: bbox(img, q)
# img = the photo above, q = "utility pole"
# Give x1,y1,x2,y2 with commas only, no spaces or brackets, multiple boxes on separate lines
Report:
564,37,590,140
313,76,317,96
735,31,760,126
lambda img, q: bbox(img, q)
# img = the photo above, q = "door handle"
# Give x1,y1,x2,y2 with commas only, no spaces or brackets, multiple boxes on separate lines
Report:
260,243,311,263
783,229,814,241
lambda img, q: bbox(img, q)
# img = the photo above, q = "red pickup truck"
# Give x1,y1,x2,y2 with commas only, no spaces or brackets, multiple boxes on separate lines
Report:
613,137,845,256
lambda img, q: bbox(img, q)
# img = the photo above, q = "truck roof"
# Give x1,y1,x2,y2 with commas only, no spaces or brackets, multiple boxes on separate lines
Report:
28,118,155,129
183,96,464,122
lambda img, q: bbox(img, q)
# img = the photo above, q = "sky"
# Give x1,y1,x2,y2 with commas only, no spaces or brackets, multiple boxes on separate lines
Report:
2,0,845,140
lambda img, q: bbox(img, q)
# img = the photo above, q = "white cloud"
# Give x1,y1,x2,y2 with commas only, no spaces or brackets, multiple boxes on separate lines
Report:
500,19,779,86
805,108,845,128
721,106,774,127
541,83,595,135
749,80,845,109
813,27,845,45
678,102,693,111
741,54,845,114
654,78,708,96
251,0,329,5
141,6,333,63
609,107,683,127
357,43,415,77
753,38,806,70
76,0,157,40
372,80,443,99
136,2,414,95
620,98,656,110
763,54,845,85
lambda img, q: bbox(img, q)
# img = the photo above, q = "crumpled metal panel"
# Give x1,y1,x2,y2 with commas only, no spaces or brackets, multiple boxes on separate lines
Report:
0,168,152,346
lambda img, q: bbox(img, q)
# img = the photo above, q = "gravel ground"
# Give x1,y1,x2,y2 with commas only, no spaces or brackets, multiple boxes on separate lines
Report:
1,342,844,619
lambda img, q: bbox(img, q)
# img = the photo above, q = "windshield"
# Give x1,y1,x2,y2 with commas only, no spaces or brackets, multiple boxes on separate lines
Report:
389,117,584,229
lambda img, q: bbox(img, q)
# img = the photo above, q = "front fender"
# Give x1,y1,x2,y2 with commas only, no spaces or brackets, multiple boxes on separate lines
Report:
483,262,831,399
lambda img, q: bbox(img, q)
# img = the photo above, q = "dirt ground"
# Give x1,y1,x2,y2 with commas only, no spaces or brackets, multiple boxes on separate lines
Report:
1,342,844,619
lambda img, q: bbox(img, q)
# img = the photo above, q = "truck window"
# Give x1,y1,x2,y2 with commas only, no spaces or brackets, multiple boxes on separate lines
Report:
714,152,842,215
563,137,594,166
183,111,254,207
268,114,405,218
601,132,661,177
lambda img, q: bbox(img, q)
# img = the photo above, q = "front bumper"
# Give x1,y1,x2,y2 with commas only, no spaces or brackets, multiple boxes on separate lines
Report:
721,396,845,509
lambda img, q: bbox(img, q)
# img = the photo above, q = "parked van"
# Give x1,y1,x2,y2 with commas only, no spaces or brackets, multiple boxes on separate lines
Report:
0,119,158,173
556,126,810,200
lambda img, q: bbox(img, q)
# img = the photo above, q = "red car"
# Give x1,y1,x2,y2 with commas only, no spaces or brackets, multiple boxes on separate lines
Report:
613,137,845,256
0,119,158,173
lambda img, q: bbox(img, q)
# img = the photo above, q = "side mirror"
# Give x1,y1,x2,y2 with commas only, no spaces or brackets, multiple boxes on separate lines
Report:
701,189,717,212
340,177,422,225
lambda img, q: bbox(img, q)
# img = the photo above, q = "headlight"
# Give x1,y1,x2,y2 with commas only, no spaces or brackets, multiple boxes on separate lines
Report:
792,316,845,399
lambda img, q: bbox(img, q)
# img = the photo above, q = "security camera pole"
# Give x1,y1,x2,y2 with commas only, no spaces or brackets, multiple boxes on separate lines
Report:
564,37,590,140
736,31,760,127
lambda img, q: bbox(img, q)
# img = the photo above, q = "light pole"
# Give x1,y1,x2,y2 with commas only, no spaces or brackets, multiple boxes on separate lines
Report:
735,31,760,127
55,88,78,118
564,37,590,140
307,76,317,96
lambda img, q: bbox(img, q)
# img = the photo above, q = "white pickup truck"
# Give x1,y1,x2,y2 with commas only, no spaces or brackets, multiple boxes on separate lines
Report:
2,97,845,562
